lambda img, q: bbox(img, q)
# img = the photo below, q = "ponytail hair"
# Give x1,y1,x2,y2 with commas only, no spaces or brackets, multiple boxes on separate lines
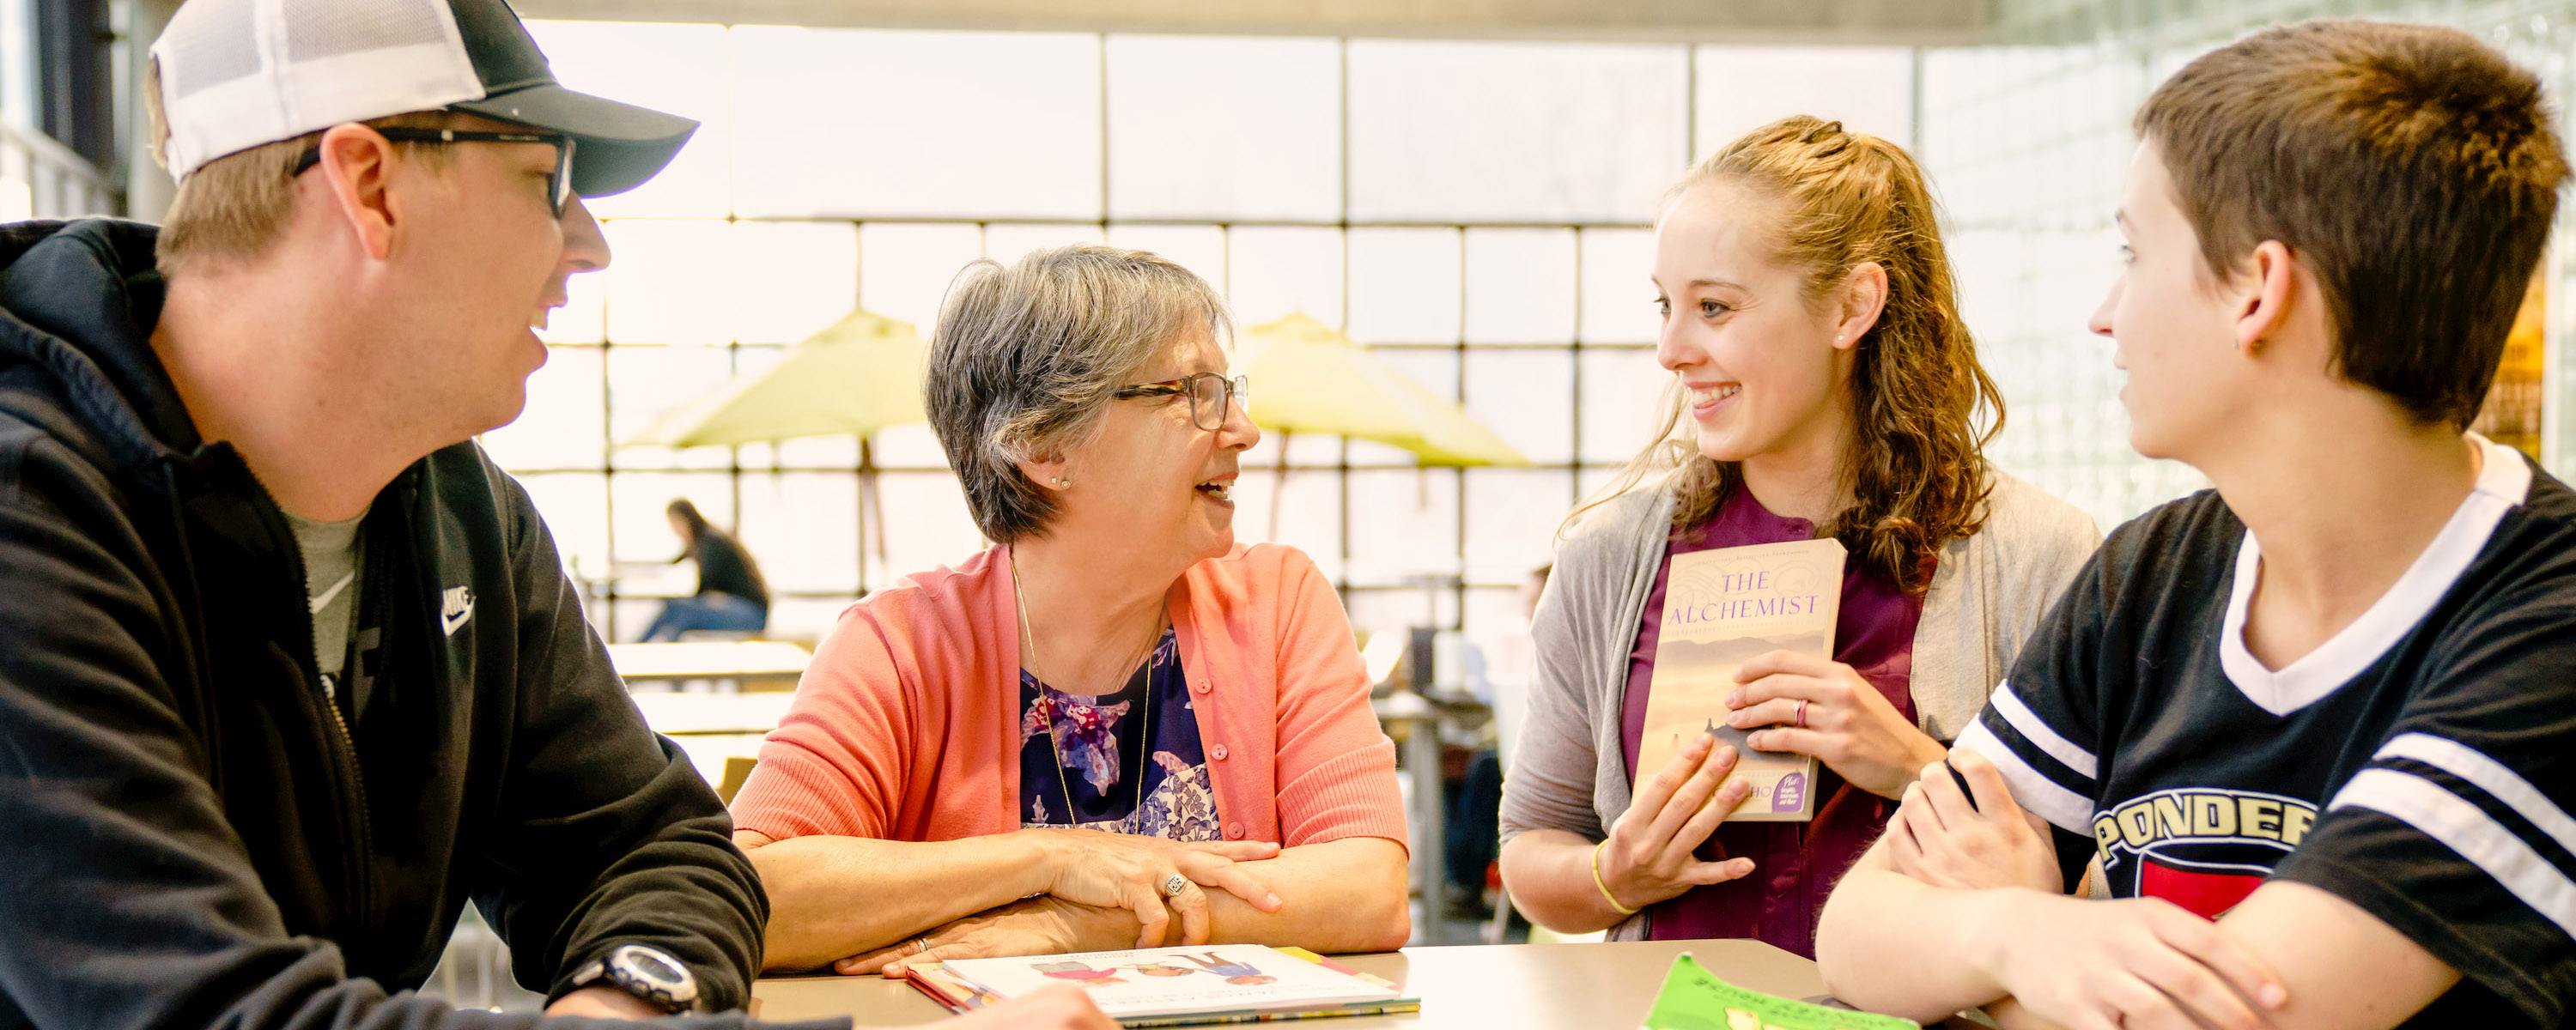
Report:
1573,115,2002,594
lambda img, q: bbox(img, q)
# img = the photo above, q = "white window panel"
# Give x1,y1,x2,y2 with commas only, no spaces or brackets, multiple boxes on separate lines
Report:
1346,468,1461,583
1465,228,1577,344
1579,227,1661,344
1464,348,1574,464
1579,347,1673,465
1692,45,1916,161
1347,39,1685,223
517,473,611,581
732,221,860,345
865,423,948,470
1464,468,1574,583
483,345,604,471
1347,227,1461,345
984,222,1108,266
730,27,1102,220
525,21,732,219
602,220,735,345
873,471,991,589
1225,469,1342,580
1106,34,1340,221
738,471,861,593
605,346,738,470
858,222,986,333
1106,224,1229,299
1227,226,1343,328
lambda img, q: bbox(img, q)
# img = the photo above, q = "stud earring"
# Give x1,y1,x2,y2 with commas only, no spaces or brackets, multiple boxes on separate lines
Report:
1054,476,1072,488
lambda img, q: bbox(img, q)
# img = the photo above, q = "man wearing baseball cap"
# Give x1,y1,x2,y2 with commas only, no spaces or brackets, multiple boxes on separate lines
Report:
0,0,1110,1026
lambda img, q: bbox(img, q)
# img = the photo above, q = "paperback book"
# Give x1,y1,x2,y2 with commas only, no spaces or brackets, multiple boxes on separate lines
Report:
910,944,1416,1027
1633,537,1845,821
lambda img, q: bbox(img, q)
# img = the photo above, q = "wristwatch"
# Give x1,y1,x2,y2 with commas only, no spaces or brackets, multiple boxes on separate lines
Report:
568,943,699,1015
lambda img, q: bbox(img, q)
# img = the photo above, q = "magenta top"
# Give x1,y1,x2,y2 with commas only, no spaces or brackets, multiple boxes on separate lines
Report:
1618,485,1926,957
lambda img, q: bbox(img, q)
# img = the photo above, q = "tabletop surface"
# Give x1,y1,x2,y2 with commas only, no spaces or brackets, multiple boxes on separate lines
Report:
749,939,1826,1027
629,691,800,736
607,640,814,681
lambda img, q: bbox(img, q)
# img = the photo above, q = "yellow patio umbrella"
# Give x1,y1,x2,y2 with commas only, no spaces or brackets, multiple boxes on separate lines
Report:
623,307,928,589
1238,312,1528,535
628,308,927,448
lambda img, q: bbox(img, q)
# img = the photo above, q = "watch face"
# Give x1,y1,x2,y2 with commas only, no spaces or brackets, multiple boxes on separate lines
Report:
608,944,696,1012
629,950,682,984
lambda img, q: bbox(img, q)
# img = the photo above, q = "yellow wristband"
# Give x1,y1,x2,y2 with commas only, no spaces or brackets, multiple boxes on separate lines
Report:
1590,840,1638,916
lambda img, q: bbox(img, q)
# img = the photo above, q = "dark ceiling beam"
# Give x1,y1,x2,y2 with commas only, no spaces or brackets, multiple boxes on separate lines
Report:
509,0,1993,45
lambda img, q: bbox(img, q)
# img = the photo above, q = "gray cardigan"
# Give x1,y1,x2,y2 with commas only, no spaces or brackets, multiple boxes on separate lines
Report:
1497,470,2101,940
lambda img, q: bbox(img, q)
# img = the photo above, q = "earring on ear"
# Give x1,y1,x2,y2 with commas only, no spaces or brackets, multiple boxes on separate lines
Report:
1054,476,1072,488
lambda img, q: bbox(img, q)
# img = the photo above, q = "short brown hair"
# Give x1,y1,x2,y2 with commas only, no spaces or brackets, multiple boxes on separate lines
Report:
2136,21,2568,428
146,59,459,276
1580,116,2001,595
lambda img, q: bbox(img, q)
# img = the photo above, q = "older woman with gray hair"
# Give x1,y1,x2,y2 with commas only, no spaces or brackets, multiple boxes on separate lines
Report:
726,245,1412,975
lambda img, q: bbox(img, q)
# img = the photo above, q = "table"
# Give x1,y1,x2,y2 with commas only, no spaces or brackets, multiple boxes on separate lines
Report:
749,940,1826,1027
608,640,813,691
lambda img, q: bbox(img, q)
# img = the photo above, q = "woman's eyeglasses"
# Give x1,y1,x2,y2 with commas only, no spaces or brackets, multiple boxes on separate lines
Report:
293,127,578,218
1115,373,1250,432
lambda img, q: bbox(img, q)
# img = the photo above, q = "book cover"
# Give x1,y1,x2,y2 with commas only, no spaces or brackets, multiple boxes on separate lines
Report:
1634,537,1844,822
939,944,1407,1024
1640,954,1917,1030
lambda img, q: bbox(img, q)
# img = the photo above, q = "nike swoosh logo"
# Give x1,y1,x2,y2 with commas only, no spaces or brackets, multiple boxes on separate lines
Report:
440,587,475,637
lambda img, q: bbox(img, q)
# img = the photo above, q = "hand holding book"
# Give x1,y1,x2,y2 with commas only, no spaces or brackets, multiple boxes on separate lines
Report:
1724,650,1948,800
1592,731,1761,916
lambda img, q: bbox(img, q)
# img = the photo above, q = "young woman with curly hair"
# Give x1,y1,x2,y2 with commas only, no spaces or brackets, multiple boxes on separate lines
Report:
1496,115,2100,955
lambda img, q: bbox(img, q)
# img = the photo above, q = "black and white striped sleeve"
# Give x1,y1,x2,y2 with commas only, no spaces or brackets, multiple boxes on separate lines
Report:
1952,549,2113,894
2273,597,2576,1027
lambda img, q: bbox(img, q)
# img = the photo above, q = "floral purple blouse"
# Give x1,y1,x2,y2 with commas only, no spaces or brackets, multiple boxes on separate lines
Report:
1018,627,1223,840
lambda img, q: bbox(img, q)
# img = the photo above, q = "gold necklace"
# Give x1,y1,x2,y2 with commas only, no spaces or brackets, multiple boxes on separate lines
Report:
1012,551,1158,827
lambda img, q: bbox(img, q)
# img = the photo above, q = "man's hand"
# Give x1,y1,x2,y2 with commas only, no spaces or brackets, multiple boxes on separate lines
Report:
1973,890,2287,1030
928,984,1119,1029
543,985,667,1020
1887,751,2060,892
836,895,1139,978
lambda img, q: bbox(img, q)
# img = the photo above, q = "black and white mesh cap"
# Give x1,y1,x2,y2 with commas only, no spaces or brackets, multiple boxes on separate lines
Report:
150,0,697,198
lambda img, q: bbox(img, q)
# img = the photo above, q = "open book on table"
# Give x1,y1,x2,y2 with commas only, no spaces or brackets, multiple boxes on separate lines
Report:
907,944,1417,1027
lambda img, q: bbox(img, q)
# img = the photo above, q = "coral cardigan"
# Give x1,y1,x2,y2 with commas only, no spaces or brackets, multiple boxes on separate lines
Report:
728,542,1409,851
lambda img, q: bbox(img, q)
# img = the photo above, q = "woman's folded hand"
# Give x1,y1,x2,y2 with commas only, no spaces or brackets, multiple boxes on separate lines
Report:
1028,828,1284,946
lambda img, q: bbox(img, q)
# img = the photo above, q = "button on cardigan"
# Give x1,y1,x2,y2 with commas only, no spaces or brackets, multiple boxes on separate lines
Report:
729,542,1410,852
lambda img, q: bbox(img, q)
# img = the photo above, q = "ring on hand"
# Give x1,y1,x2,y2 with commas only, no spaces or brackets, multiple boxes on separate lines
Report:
913,936,932,955
1795,699,1809,730
1162,874,1190,898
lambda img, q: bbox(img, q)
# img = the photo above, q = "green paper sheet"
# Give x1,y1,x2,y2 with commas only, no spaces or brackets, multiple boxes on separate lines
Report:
1641,954,1919,1030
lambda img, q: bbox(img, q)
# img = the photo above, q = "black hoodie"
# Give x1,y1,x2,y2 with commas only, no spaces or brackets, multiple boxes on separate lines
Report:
0,220,836,1029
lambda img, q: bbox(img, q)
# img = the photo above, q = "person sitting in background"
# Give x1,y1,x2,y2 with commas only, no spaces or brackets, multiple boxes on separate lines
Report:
1497,115,2099,957
1816,22,2576,1030
640,498,771,641
726,244,1412,976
